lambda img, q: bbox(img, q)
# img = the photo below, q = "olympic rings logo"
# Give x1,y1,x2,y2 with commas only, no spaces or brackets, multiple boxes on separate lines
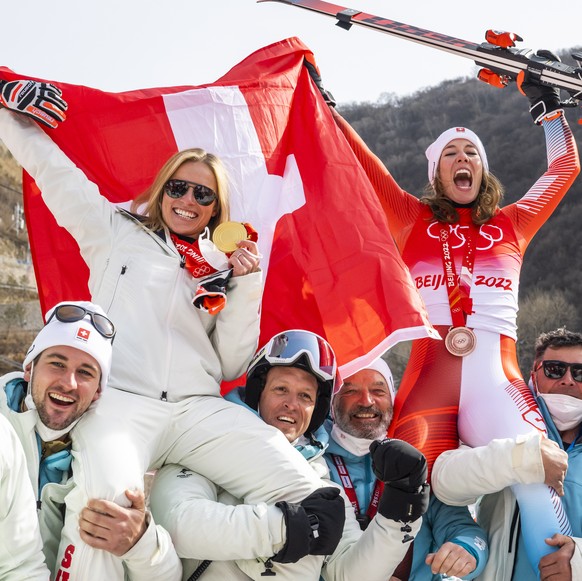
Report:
193,265,212,277
427,223,503,251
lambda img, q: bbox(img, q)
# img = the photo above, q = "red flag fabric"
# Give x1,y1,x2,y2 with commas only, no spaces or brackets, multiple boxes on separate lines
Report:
2,37,437,379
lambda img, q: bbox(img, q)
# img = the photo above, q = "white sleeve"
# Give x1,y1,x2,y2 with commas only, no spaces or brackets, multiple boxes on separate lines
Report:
0,109,116,272
431,433,545,506
0,416,50,580
211,271,263,381
120,513,183,581
571,538,582,579
148,464,286,560
323,483,421,581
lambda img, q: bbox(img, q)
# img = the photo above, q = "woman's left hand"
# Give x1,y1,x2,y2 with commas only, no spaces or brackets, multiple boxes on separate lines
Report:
228,239,261,277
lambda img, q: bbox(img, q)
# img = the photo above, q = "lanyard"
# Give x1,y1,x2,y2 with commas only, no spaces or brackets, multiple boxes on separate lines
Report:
566,425,582,452
169,233,218,279
331,454,384,523
438,225,476,327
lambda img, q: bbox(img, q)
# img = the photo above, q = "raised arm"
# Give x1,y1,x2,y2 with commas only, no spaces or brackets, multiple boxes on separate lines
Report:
504,68,580,247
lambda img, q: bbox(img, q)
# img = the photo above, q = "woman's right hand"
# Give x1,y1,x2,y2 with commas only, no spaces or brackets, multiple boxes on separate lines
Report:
0,79,67,128
228,239,261,278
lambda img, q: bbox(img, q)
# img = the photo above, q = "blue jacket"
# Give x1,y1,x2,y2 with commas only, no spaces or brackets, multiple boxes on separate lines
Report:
511,395,582,580
323,419,488,580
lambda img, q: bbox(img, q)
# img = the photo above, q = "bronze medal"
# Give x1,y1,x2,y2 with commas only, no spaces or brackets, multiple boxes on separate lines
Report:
445,326,477,357
212,222,248,253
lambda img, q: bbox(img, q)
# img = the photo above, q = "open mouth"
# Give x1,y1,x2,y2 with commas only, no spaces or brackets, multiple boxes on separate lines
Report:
174,208,198,220
276,415,296,424
48,392,75,407
453,169,473,190
352,412,378,420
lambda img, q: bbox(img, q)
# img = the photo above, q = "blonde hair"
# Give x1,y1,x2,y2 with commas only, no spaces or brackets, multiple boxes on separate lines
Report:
131,148,230,235
420,170,504,225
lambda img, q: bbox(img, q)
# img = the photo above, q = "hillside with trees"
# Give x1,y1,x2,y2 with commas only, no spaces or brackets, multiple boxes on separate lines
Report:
0,58,581,379
0,140,40,374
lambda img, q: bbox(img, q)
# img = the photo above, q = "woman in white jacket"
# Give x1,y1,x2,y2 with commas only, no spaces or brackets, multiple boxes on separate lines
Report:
0,79,330,580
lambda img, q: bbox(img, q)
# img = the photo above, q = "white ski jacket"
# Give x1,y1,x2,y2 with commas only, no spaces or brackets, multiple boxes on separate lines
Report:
0,109,262,403
431,431,582,580
150,424,421,581
0,410,49,579
0,372,182,580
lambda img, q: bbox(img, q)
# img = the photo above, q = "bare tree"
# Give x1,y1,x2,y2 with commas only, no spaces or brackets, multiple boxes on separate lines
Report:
517,287,580,378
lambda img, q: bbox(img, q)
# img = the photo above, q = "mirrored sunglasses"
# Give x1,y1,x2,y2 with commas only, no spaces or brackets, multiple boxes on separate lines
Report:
163,179,217,206
536,360,582,383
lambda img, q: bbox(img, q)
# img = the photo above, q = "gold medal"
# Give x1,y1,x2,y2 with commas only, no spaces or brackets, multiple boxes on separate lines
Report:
445,327,477,357
212,222,248,253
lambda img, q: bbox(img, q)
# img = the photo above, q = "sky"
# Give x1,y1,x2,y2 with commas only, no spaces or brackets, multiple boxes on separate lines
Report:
1,0,581,104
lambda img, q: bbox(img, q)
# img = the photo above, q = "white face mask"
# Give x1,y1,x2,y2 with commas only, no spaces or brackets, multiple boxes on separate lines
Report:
331,424,374,456
538,392,582,431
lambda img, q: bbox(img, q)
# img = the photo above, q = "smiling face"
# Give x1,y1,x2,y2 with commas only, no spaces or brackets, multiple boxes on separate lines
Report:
258,366,318,443
161,160,218,238
333,368,393,440
24,346,102,431
437,138,483,205
535,345,582,399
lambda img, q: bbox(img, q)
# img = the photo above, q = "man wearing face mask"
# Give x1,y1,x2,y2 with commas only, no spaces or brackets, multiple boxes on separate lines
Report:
431,327,582,580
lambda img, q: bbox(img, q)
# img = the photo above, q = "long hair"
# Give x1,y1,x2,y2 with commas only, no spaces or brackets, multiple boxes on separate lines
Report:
420,170,504,225
130,148,230,235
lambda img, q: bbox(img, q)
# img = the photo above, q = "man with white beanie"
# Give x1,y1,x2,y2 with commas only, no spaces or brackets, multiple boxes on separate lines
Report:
0,301,181,580
325,358,489,580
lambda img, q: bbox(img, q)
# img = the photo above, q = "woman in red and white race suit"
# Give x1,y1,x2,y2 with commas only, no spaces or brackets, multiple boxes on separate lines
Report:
329,76,579,572
0,93,327,578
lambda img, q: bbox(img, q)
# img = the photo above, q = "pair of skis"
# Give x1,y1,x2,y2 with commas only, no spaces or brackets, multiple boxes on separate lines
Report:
258,0,582,107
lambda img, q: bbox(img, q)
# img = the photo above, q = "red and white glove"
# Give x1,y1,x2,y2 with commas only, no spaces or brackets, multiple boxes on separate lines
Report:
0,79,67,128
193,269,233,316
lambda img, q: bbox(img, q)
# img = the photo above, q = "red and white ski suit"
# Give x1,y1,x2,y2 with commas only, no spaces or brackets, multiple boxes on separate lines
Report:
331,107,580,569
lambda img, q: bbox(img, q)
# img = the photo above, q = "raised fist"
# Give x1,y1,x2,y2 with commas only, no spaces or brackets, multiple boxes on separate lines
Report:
0,79,67,128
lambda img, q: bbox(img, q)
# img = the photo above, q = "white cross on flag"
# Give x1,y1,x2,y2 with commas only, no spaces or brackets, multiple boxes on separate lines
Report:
4,37,434,380
76,327,91,342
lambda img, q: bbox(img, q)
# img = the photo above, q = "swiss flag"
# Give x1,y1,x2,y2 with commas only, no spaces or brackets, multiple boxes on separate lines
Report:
1,37,435,378
76,327,91,342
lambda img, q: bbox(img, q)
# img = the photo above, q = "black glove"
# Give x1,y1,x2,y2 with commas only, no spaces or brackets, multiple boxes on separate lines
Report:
303,57,336,108
0,79,67,129
517,51,562,124
272,486,345,563
370,438,430,523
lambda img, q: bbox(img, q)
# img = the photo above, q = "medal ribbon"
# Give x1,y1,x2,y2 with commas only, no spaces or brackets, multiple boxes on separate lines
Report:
438,225,476,327
169,233,218,279
331,454,384,521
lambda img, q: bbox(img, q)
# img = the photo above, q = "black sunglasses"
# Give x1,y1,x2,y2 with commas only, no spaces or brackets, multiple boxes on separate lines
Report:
46,304,116,341
535,360,582,383
163,179,217,206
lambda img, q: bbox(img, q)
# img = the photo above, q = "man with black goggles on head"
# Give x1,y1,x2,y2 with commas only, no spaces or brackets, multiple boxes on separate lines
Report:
0,301,181,580
431,327,582,581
